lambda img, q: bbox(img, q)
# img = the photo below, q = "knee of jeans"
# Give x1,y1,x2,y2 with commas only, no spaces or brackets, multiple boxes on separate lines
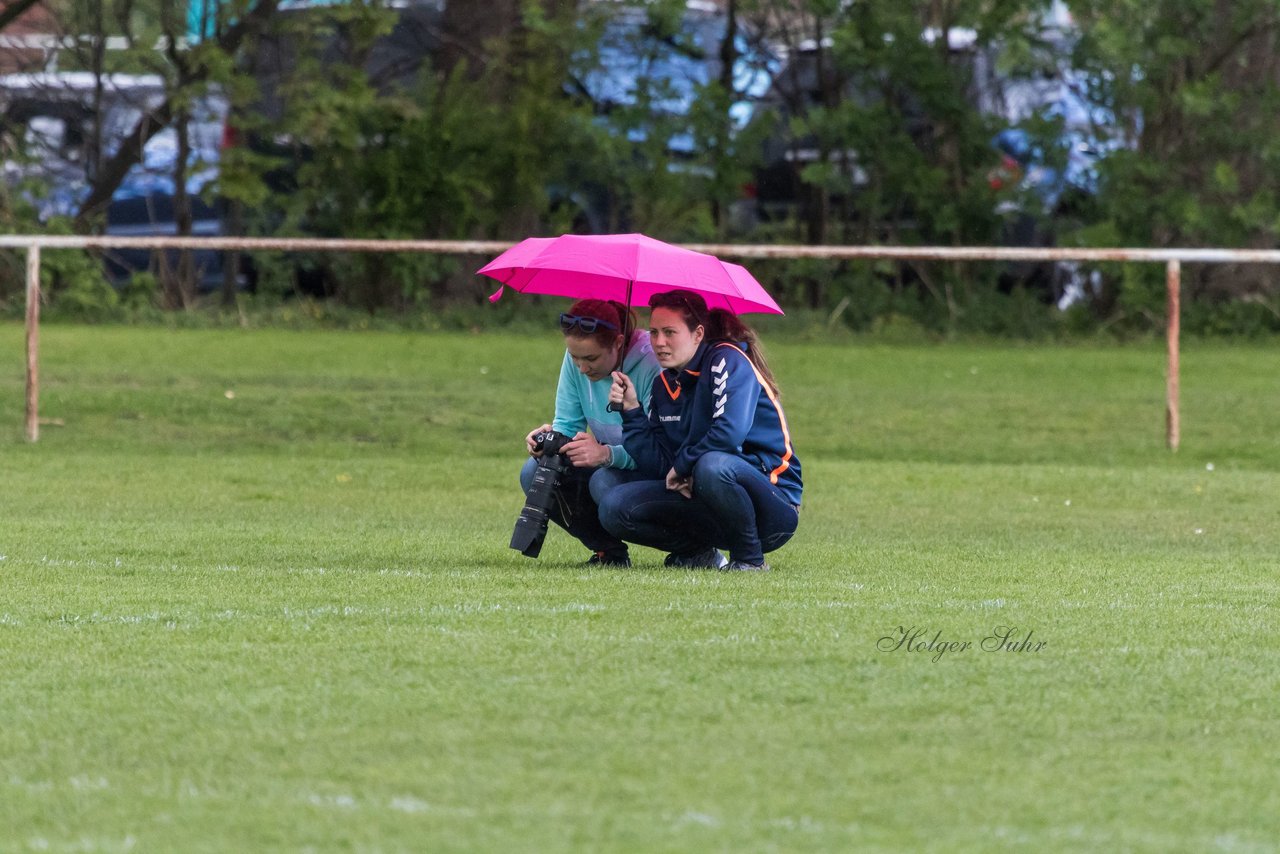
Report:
761,529,794,554
519,456,538,494
596,490,626,534
693,451,737,484
589,466,622,505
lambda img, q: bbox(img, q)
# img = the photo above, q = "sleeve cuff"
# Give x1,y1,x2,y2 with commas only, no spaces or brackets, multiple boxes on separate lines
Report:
672,453,692,478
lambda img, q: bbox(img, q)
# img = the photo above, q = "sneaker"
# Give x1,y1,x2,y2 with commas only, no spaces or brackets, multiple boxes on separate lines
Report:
723,560,770,572
586,551,631,568
664,548,728,569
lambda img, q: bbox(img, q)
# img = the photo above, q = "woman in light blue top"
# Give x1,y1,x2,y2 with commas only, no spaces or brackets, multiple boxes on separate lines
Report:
520,298,660,567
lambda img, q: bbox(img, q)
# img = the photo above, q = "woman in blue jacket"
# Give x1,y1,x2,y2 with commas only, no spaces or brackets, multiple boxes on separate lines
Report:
602,289,802,571
520,298,661,567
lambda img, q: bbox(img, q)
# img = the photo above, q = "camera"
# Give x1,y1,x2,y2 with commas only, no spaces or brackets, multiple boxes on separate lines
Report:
510,430,573,557
531,429,572,458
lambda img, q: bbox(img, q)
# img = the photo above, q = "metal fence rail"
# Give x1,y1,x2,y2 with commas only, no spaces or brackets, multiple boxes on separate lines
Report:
8,234,1280,263
8,233,1259,447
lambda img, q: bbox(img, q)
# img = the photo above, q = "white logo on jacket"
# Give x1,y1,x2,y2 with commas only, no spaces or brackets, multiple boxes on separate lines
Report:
711,357,728,418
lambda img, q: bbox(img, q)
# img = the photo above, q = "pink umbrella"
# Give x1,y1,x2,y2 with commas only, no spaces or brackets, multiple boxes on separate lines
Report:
478,233,783,315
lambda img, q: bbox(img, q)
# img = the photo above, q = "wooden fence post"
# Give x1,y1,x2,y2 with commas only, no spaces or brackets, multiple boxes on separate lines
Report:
25,243,40,443
1166,258,1181,451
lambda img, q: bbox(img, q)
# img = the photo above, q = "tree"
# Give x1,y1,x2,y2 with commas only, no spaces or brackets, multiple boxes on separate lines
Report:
561,0,775,241
236,0,602,307
8,0,289,303
71,0,283,231
757,1,1054,244
437,0,521,79
1069,0,1280,324
735,0,1054,321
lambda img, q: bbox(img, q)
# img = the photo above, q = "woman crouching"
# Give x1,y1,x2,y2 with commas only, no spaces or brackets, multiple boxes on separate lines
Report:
603,289,802,571
519,298,660,567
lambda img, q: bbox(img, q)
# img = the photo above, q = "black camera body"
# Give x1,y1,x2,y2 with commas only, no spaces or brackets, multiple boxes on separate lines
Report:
531,429,572,457
510,430,573,557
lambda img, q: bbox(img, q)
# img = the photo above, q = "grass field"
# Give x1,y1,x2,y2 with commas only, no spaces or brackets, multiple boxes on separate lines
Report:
2,323,1278,852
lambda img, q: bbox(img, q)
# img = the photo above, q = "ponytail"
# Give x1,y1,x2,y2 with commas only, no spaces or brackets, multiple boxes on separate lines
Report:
707,308,780,398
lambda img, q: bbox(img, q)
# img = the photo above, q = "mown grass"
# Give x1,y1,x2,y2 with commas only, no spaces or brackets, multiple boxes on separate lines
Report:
2,324,1278,852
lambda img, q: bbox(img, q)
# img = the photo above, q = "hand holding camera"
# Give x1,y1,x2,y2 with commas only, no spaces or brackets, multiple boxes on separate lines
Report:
561,432,610,468
525,423,554,456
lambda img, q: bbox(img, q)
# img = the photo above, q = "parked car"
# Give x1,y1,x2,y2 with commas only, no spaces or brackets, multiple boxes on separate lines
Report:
751,1,1124,306
0,71,243,291
569,0,779,233
985,12,1128,308
576,1,777,146
239,0,775,268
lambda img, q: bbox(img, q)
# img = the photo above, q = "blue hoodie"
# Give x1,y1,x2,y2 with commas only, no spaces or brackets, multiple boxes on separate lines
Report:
552,330,660,470
621,339,802,506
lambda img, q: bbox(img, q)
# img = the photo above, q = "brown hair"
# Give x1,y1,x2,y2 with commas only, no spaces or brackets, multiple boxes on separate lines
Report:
647,289,780,397
561,298,635,350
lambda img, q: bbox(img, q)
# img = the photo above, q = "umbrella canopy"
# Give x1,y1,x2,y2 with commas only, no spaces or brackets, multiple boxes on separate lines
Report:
478,233,782,315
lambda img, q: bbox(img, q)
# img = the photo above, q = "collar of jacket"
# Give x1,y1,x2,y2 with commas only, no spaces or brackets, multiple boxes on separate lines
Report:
677,339,709,389
657,340,709,399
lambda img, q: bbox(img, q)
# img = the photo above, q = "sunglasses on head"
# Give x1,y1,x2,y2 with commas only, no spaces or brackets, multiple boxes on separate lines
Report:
650,293,702,316
560,313,619,334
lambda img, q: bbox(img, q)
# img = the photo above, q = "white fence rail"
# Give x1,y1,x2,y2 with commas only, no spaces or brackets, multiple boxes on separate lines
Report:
6,234,1247,448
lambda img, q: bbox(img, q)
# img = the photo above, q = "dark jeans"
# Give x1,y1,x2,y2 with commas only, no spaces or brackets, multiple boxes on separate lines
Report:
598,451,800,565
519,457,636,556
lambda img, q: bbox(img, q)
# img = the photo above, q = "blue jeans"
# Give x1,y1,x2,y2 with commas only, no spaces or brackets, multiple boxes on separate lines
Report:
598,452,800,565
519,457,637,556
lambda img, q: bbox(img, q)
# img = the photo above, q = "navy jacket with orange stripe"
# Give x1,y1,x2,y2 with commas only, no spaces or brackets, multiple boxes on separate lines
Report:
621,339,803,506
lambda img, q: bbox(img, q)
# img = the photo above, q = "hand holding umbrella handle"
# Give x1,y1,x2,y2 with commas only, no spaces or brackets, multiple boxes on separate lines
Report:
608,371,638,413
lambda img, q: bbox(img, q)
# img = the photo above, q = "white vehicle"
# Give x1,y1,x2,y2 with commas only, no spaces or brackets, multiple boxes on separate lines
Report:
1,71,236,289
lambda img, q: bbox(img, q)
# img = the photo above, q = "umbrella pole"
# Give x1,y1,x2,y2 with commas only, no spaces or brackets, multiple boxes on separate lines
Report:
607,280,634,413
621,279,633,354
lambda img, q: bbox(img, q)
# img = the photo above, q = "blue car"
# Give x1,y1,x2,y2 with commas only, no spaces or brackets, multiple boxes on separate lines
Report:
1,71,241,291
